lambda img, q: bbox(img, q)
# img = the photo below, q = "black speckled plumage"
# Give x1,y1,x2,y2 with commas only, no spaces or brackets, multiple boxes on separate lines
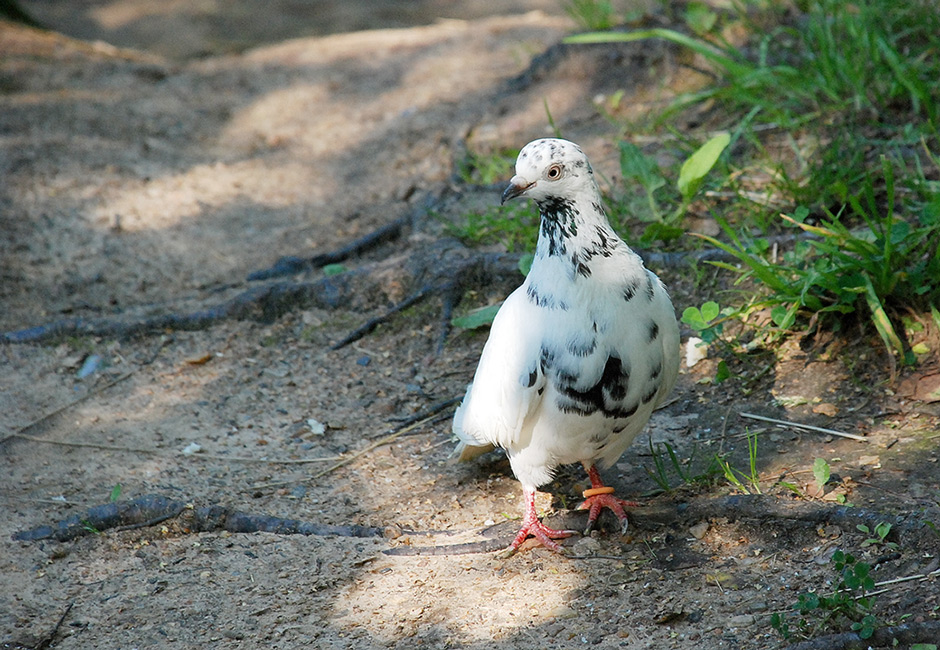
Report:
453,139,681,551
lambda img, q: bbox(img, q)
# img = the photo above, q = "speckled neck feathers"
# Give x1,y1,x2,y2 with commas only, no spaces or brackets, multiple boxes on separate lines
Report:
533,181,623,281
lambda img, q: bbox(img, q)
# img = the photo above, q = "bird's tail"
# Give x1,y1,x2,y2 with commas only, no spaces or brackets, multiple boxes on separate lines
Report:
453,439,496,462
451,389,496,462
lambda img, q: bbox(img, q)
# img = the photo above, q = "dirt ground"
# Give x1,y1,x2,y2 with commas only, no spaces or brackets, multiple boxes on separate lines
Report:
2,2,939,649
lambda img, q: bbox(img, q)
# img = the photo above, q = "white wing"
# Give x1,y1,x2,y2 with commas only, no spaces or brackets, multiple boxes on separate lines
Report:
452,284,547,460
650,270,681,410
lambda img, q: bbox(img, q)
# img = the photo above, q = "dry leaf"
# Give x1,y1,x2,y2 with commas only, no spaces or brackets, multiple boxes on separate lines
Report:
185,352,214,365
812,402,839,417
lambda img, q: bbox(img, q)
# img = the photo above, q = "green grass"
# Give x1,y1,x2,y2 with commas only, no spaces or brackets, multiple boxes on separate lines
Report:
565,0,617,31
456,147,519,186
444,202,538,254
645,437,724,494
448,0,940,373
715,429,762,495
696,157,940,362
568,0,940,128
562,0,940,366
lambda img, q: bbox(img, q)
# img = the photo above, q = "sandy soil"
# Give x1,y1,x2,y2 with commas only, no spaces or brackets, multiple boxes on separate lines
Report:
2,2,939,649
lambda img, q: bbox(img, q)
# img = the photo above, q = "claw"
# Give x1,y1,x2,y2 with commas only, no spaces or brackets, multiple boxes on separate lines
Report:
578,465,639,536
508,487,577,553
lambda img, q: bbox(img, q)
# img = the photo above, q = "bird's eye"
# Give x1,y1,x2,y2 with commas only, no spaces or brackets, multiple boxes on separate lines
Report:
545,164,563,180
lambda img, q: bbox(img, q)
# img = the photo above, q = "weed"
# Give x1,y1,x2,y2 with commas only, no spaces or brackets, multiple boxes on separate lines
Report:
565,0,940,367
681,300,729,345
451,303,502,331
456,148,518,186
109,484,122,503
771,550,879,641
697,156,940,363
81,519,101,535
645,437,722,493
613,133,730,243
812,458,830,488
565,0,617,31
444,202,538,254
715,429,761,494
857,522,899,551
646,439,689,492
681,301,741,382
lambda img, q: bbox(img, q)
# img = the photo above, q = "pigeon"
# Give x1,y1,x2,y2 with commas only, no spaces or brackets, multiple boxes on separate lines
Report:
453,138,680,552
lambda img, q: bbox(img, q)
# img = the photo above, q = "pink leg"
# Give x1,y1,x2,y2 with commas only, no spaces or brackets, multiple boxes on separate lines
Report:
577,465,639,535
508,487,577,553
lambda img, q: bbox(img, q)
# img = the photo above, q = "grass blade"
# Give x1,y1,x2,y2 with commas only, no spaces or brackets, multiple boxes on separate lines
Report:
564,28,755,78
862,275,905,360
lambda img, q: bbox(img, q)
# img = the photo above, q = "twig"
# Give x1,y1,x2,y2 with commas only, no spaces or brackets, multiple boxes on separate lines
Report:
310,411,439,479
331,286,433,350
863,567,940,598
3,338,167,447
251,401,454,490
32,602,74,650
383,539,508,555
15,371,133,433
0,370,135,447
738,412,869,442
9,397,458,468
7,433,342,464
366,396,460,439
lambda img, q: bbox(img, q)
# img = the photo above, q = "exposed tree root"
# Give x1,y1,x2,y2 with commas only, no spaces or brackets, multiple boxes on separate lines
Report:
1,276,364,344
12,492,938,574
0,238,520,347
11,494,383,542
246,213,412,281
647,494,935,545
781,620,940,650
382,494,938,555
0,187,813,348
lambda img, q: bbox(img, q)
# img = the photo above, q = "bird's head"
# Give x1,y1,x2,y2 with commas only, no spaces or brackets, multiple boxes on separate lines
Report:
501,138,595,205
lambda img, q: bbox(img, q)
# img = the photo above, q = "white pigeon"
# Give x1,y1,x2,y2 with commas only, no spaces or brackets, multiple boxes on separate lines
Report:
453,138,680,552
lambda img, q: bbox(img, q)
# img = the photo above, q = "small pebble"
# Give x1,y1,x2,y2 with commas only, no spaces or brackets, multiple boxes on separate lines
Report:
181,442,202,455
572,537,601,555
689,522,709,539
356,355,371,366
76,354,102,379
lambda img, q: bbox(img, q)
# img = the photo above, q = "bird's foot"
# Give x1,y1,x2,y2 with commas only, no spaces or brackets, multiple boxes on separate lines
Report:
505,487,578,554
577,486,639,535
508,518,576,554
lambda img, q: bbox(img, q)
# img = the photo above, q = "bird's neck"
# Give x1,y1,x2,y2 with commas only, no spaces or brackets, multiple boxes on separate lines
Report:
533,190,614,262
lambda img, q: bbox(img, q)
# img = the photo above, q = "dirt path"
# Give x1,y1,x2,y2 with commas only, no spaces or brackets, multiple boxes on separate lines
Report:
2,4,939,649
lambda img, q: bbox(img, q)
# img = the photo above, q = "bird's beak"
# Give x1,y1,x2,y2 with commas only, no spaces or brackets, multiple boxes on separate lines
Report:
501,176,534,204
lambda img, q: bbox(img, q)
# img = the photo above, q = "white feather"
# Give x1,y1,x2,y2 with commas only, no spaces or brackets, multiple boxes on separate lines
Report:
453,138,680,492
